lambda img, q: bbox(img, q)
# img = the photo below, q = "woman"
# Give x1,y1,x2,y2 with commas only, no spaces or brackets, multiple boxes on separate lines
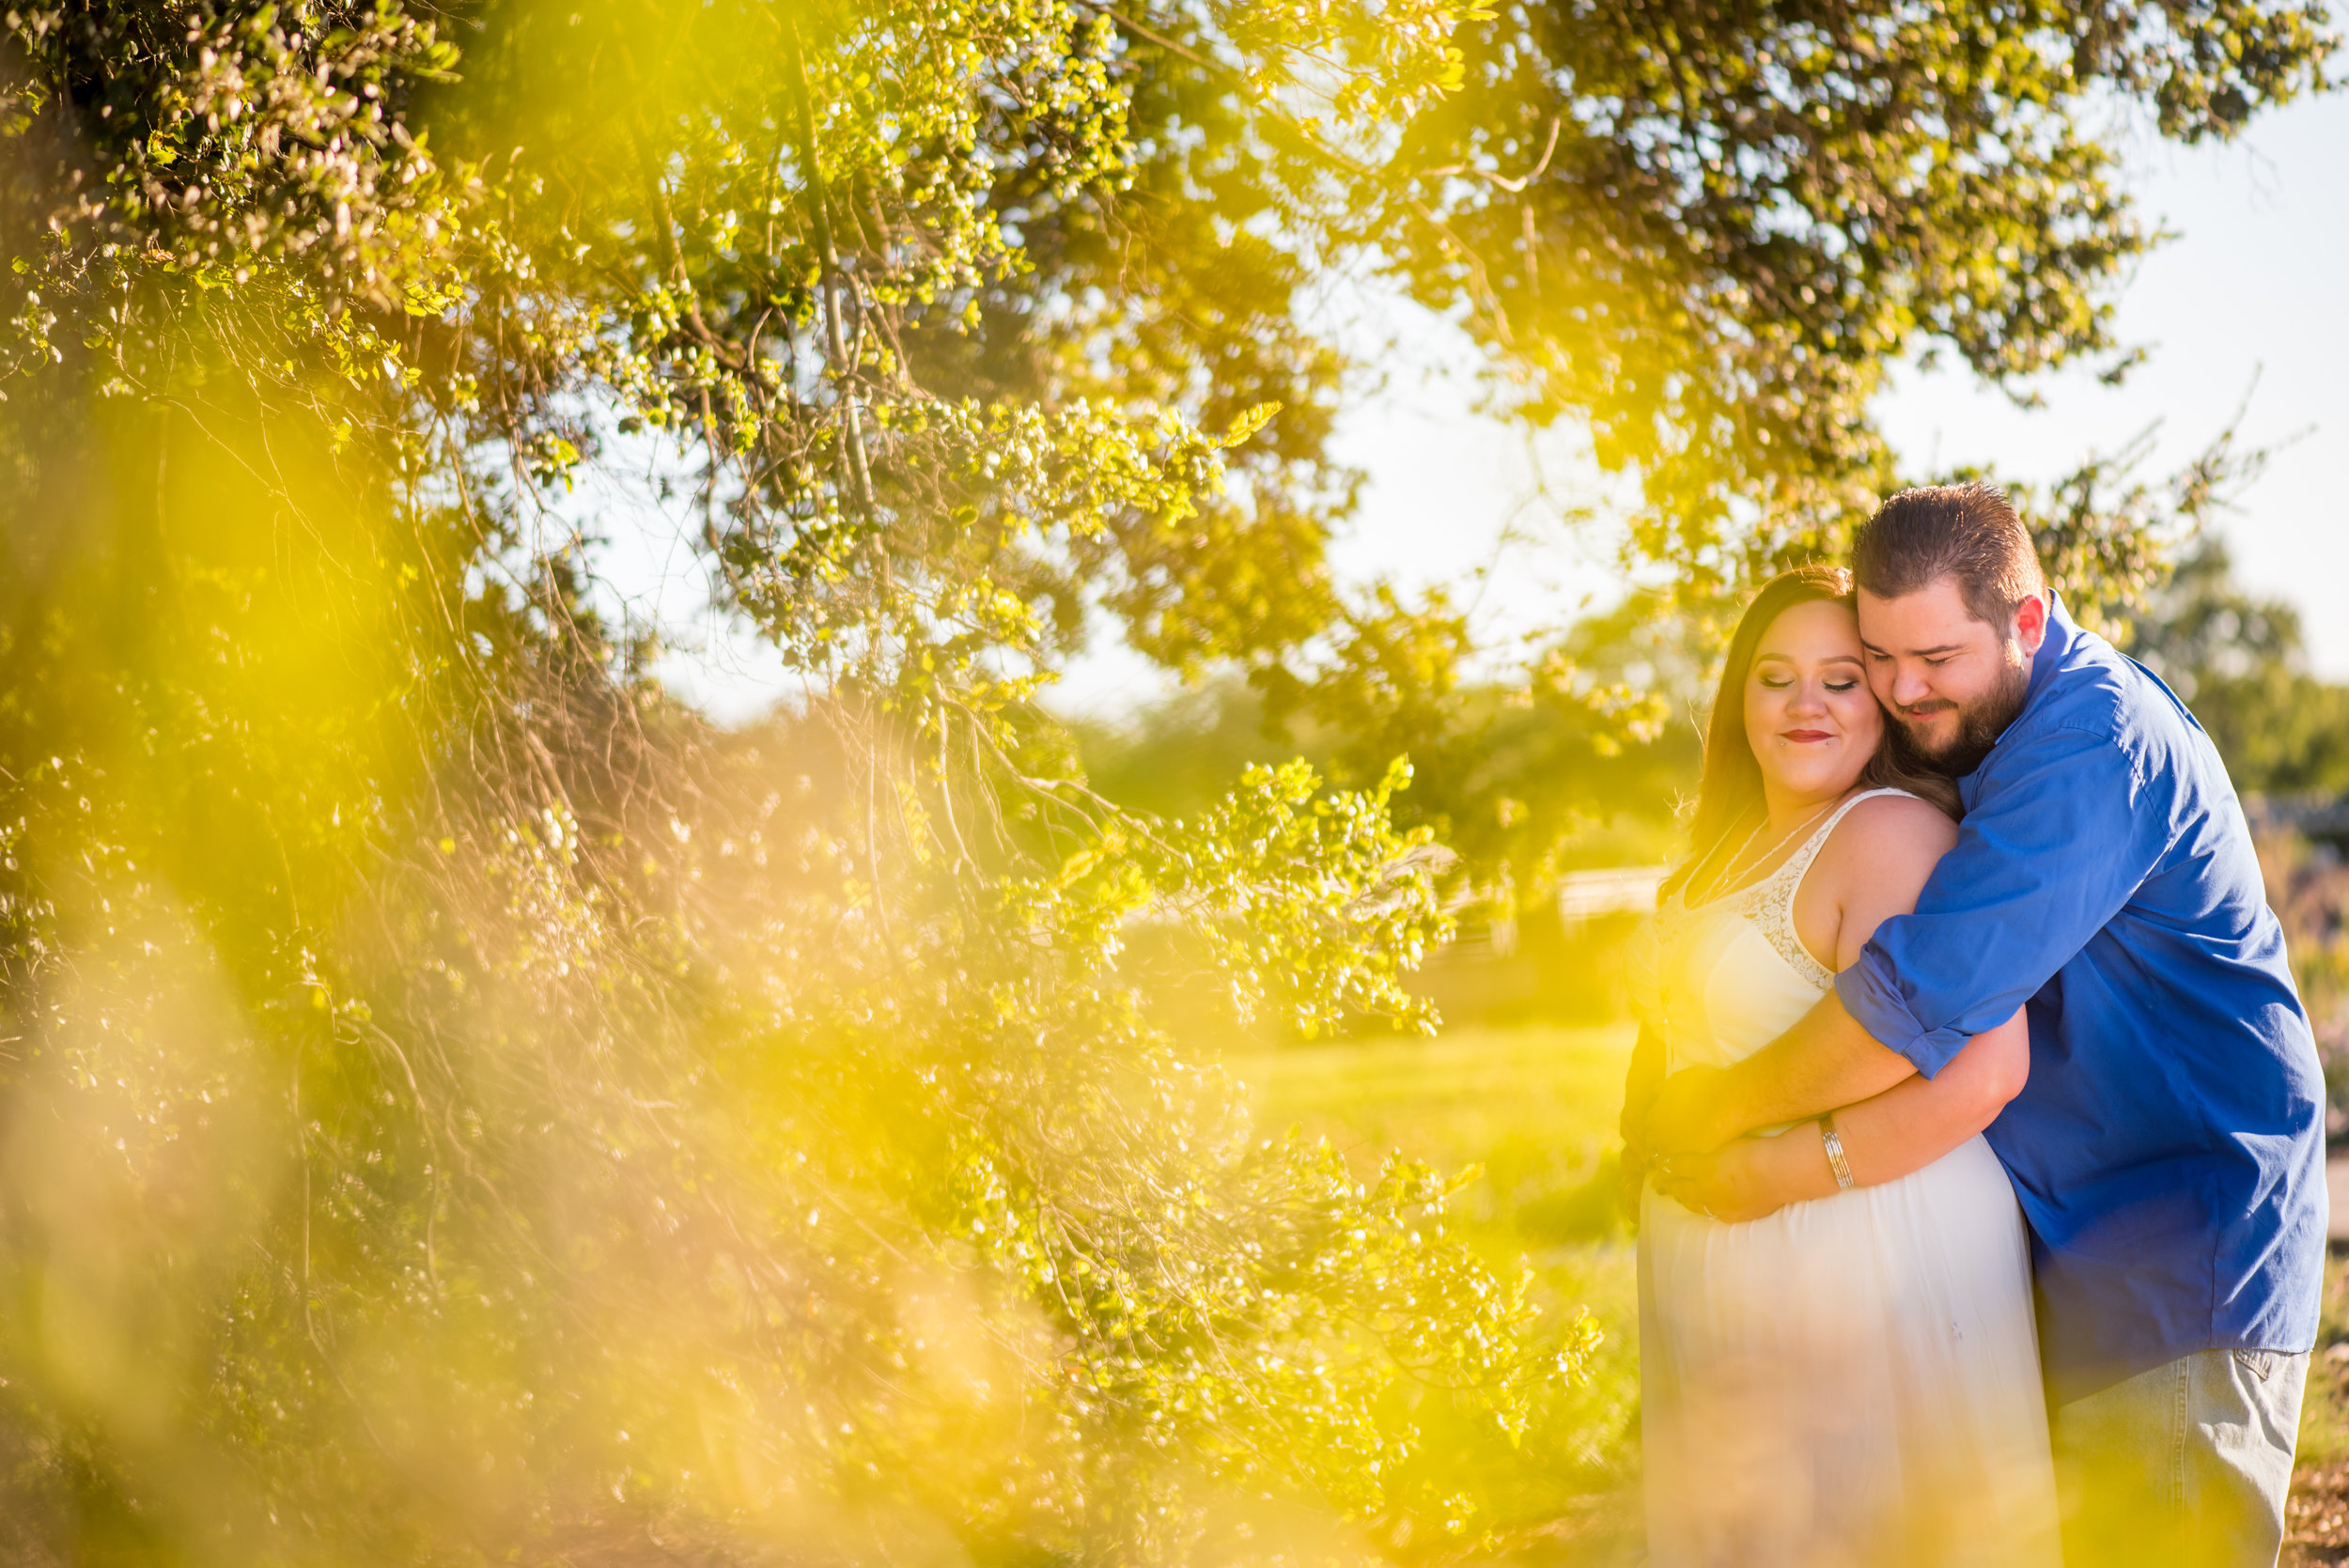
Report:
1624,566,2060,1567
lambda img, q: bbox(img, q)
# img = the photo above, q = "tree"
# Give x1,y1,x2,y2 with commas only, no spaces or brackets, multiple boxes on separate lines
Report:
2127,537,2349,796
2125,537,2349,1126
0,0,2335,1558
0,2,1568,1560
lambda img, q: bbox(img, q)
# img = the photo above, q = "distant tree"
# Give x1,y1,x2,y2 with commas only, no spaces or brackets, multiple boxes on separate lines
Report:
1084,591,1705,885
2128,538,2349,795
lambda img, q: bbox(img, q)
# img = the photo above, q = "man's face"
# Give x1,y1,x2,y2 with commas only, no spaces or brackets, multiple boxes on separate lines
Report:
1855,577,2048,774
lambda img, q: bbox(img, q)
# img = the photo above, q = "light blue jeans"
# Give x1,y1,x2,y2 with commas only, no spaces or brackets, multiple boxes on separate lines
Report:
2050,1347,2308,1568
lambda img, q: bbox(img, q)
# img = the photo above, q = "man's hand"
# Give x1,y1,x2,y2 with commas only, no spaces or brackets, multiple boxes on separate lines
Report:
1641,1063,1730,1156
1619,1138,1649,1220
1617,1026,1669,1224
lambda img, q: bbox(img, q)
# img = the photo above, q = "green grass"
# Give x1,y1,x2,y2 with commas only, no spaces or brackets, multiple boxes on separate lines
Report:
1231,1023,1646,1560
1235,1022,1639,1246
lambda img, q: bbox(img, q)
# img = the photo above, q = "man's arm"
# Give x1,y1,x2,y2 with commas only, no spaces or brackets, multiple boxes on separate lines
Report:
1811,1007,2027,1181
1837,725,2169,1073
1654,725,2170,1154
1652,1010,2028,1219
1643,990,1912,1154
1646,791,1949,1153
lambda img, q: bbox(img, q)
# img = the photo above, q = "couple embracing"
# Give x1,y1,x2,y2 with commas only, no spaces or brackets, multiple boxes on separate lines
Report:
1620,483,2326,1567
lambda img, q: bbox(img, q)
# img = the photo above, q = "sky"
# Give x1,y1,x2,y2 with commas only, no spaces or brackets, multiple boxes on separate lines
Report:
607,85,2349,725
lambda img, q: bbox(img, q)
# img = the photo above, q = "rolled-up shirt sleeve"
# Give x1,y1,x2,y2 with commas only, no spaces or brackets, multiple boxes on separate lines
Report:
1836,722,2174,1078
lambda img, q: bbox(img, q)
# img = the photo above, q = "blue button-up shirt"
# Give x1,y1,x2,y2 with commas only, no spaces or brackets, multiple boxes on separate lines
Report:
1837,595,2326,1403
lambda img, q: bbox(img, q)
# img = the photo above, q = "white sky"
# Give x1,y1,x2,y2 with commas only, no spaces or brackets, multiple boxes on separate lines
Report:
612,86,2349,725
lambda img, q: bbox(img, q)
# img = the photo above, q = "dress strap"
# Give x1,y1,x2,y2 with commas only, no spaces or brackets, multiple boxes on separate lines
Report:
1781,786,1914,903
1744,787,1918,990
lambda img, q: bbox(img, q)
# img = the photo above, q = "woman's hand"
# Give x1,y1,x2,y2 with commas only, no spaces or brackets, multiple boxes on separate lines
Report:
1651,1126,1833,1224
1651,1141,1781,1223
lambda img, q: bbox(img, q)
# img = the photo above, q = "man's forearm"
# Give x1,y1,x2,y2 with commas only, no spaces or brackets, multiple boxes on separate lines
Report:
1717,992,1917,1139
1657,1012,2029,1219
1650,992,1919,1153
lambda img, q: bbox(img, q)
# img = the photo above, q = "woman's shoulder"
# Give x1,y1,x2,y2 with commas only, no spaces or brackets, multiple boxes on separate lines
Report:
1843,787,1957,838
1813,790,1957,887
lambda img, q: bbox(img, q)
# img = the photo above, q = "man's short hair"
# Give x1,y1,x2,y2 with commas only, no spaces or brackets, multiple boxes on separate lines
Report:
1850,482,2046,629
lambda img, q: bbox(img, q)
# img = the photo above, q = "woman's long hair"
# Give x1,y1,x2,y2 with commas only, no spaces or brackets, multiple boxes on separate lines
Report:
1661,566,1961,903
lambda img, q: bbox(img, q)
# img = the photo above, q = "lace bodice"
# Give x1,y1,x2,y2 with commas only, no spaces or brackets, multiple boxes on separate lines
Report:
1627,788,1912,1070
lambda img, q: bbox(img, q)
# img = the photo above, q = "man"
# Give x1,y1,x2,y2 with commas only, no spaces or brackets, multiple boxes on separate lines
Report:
1637,483,2326,1567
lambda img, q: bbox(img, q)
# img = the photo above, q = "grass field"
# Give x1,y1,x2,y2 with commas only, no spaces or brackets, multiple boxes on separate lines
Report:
1233,1020,2349,1564
1237,1022,1639,1248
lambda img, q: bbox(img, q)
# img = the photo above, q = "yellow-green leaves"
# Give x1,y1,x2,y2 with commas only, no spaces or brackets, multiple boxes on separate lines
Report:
1221,400,1281,446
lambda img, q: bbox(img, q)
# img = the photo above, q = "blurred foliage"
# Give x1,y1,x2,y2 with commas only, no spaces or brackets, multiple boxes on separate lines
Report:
0,427,1571,1560
0,0,2338,1559
1240,1025,1648,1559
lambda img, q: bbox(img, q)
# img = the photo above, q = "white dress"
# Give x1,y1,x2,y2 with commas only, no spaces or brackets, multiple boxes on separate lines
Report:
1631,788,2060,1568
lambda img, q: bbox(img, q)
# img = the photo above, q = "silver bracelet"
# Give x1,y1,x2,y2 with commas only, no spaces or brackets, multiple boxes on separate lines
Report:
1819,1113,1856,1190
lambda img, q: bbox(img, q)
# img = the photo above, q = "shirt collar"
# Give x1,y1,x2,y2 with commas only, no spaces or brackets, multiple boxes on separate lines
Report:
2023,589,2079,716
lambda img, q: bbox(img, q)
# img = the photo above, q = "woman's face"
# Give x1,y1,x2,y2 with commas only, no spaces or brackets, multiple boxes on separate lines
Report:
1742,598,1884,805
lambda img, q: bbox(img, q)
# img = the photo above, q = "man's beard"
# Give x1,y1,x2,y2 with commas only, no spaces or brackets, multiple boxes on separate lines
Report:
1891,651,2032,778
